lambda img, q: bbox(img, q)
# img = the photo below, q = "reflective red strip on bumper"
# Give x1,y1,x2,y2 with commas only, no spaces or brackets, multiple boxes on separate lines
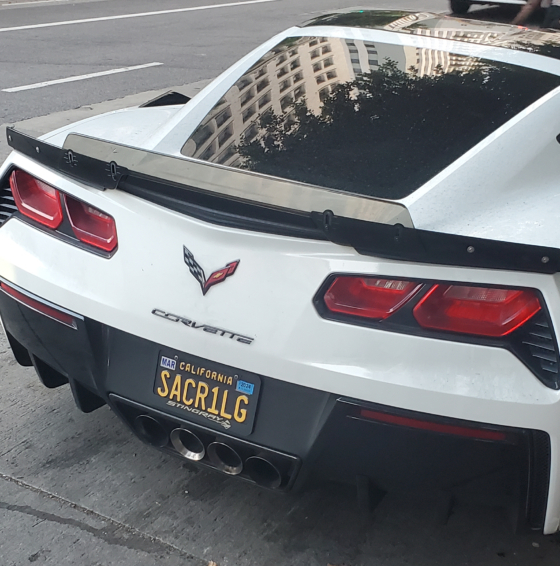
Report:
359,408,508,442
0,282,76,328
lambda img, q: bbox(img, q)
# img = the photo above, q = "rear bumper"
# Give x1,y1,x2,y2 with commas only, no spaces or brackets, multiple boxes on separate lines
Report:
0,282,552,531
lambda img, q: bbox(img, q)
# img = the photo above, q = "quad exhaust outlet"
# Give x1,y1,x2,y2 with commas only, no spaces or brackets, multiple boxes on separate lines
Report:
207,442,243,475
170,428,205,461
114,398,298,490
245,455,282,489
134,415,168,448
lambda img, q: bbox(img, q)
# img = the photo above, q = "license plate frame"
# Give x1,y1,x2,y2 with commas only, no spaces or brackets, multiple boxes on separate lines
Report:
153,350,261,436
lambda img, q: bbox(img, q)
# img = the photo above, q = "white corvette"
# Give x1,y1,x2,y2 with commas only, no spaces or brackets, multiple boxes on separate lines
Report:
2,10,560,532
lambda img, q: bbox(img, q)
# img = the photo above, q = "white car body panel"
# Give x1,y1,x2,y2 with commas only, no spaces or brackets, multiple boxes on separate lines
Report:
404,86,560,247
42,105,183,151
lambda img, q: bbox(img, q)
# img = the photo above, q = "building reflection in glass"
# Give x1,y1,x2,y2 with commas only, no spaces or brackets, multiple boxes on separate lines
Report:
182,36,560,200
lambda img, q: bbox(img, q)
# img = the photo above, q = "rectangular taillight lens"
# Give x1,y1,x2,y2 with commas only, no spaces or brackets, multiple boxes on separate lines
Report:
413,284,541,337
324,277,421,320
64,195,117,252
9,170,63,229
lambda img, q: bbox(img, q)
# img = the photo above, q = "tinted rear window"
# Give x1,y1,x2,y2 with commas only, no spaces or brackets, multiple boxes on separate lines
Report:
182,37,560,199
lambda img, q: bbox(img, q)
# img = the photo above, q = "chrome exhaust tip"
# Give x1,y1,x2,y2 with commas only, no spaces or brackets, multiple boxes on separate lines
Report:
170,428,205,461
207,442,243,475
245,456,282,489
134,415,168,448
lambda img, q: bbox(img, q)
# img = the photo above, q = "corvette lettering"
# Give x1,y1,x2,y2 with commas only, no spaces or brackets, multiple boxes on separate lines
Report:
152,308,254,345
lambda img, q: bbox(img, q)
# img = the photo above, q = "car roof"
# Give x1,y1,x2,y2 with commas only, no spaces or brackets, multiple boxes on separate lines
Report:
301,10,560,61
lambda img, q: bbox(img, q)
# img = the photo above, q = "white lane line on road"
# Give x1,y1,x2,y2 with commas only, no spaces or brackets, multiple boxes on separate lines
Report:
2,0,68,6
0,0,277,32
3,62,163,92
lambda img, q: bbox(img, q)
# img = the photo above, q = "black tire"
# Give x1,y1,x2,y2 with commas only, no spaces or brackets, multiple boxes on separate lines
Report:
450,0,471,14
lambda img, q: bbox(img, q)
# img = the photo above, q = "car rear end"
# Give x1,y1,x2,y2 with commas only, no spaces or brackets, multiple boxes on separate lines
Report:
2,16,560,533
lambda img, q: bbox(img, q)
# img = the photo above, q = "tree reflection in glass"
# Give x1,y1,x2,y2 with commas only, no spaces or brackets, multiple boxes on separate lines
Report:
183,37,560,200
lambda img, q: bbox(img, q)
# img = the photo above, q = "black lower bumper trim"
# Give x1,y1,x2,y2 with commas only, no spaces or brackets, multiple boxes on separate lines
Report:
109,394,300,491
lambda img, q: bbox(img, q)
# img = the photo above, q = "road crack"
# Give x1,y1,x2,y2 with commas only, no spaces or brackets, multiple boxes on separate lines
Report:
0,472,205,563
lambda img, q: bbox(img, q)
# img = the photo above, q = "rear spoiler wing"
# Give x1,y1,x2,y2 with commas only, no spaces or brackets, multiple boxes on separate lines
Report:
7,126,560,275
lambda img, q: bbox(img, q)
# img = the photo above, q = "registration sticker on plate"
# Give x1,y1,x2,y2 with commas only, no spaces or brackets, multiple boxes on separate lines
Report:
153,351,261,436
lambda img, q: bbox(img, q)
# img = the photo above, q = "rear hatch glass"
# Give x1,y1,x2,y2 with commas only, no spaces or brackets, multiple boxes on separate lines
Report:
182,36,560,200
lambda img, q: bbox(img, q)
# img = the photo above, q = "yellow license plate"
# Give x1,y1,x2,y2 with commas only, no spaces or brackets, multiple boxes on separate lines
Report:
153,351,261,435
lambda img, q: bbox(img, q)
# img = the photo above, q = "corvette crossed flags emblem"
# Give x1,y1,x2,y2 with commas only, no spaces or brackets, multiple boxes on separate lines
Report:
183,246,240,296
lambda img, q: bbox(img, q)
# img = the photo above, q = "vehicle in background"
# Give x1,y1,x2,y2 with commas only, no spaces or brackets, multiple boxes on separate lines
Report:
450,0,525,14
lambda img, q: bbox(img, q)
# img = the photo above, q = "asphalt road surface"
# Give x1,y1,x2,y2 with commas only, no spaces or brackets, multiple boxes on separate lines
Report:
2,1,560,565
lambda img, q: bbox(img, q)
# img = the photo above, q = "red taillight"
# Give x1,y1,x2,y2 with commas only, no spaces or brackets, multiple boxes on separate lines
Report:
0,282,76,327
64,195,117,252
413,284,541,337
9,170,62,229
324,277,421,320
8,169,117,253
